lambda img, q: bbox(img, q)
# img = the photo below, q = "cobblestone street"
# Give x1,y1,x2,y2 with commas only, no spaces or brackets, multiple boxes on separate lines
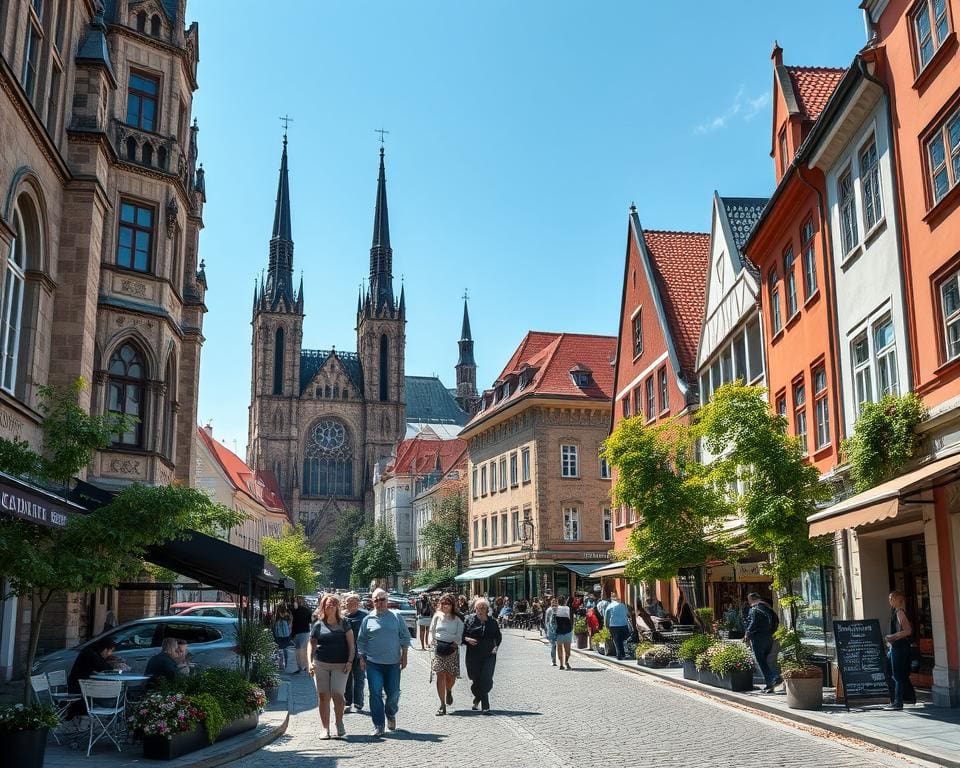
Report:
227,631,933,768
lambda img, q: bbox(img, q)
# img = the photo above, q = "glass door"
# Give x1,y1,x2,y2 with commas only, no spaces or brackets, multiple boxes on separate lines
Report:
887,535,933,687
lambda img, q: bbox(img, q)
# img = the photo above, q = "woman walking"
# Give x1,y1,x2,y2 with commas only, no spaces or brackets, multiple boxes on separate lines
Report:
884,590,917,710
544,597,559,666
428,592,464,715
553,595,573,670
309,593,355,739
272,603,293,672
416,594,433,650
462,597,501,713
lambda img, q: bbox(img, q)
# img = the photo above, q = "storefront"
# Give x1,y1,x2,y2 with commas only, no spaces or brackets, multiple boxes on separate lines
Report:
706,560,774,624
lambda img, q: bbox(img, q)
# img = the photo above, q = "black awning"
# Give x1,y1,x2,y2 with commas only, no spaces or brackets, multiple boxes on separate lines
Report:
146,530,292,595
0,470,87,528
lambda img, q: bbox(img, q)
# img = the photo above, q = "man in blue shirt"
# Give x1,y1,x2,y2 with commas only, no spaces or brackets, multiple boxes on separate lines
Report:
603,592,630,660
357,588,411,736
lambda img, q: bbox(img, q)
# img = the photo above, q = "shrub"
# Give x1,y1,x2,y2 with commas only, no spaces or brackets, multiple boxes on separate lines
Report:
128,693,204,739
677,633,714,662
573,617,588,635
708,642,754,677
775,626,818,678
165,667,266,724
592,627,611,644
192,693,226,743
0,703,58,731
695,643,723,671
695,607,714,626
634,641,654,660
641,644,674,665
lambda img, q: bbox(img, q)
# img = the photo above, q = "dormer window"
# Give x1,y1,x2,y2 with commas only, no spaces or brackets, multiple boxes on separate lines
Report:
570,363,593,389
502,381,511,398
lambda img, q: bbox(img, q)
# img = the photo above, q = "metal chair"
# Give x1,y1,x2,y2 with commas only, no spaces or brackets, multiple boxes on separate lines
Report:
78,679,125,756
44,669,83,727
30,674,65,745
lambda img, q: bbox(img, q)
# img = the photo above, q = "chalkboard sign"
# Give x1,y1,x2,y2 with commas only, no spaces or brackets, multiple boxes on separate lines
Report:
833,619,890,707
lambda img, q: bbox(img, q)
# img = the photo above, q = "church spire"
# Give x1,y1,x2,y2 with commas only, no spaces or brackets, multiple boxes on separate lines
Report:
263,134,296,311
456,291,478,410
457,293,476,367
369,146,395,312
272,134,292,241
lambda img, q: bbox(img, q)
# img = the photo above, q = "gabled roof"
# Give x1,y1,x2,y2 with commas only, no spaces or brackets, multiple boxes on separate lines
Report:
386,435,468,478
405,376,469,425
196,427,287,517
785,67,846,122
299,350,364,395
717,196,768,279
639,228,711,382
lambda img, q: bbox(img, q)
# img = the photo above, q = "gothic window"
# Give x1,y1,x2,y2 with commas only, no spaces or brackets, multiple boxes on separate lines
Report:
273,327,284,395
1,208,27,395
325,384,332,398
379,334,389,401
135,11,146,32
107,343,145,446
333,385,339,399
302,419,353,497
126,71,159,132
150,14,161,36
162,355,176,458
117,200,154,272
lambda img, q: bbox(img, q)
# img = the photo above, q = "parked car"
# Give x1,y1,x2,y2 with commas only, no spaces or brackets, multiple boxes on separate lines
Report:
170,602,238,618
386,593,417,637
32,616,240,680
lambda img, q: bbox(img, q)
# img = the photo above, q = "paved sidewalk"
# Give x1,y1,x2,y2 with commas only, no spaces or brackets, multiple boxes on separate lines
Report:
532,629,960,768
41,682,290,768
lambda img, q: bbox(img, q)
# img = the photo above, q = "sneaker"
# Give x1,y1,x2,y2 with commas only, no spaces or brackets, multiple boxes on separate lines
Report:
371,726,384,737
336,721,346,738
355,705,363,713
386,716,397,731
551,661,557,666
472,697,480,710
320,729,331,740
343,706,352,714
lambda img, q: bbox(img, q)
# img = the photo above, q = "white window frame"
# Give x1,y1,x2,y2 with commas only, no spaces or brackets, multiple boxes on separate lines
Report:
511,509,520,542
874,317,899,397
561,444,578,478
602,508,612,542
1,209,27,394
851,331,873,414
472,466,478,499
859,136,883,231
499,456,507,492
521,447,531,483
480,465,487,495
616,505,625,527
489,460,497,494
501,513,508,544
509,452,518,486
941,269,960,361
481,517,488,548
599,454,611,480
793,380,808,455
927,107,960,204
813,367,830,450
563,507,580,541
645,377,655,421
838,166,859,255
491,514,498,546
801,219,817,299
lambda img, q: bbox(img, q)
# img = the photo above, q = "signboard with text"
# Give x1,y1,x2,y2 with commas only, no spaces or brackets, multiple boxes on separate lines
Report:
0,481,72,528
833,619,890,707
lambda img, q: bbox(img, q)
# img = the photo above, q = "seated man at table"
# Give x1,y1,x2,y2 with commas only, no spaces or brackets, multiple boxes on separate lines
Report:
145,638,181,687
174,639,191,675
67,637,117,694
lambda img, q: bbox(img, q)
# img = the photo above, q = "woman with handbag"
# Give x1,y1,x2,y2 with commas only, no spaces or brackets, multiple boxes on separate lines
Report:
428,592,464,715
272,603,293,672
462,597,502,713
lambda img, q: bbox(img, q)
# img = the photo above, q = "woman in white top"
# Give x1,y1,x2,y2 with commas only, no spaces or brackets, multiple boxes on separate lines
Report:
428,592,464,715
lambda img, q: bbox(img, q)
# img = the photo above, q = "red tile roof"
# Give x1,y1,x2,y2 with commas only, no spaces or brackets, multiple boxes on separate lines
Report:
641,230,711,380
414,475,466,501
786,66,845,122
196,427,287,517
386,435,468,477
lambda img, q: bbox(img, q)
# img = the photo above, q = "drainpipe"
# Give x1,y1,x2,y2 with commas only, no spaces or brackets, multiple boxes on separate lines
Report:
857,54,914,392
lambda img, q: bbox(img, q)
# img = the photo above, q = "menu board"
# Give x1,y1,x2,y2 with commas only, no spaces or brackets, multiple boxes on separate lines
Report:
833,619,890,706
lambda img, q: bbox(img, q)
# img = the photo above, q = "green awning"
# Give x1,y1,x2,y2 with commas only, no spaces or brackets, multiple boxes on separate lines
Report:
454,562,521,581
558,562,606,577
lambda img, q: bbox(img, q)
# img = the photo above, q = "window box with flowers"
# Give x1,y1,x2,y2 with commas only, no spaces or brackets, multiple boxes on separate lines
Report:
677,634,715,680
0,704,58,768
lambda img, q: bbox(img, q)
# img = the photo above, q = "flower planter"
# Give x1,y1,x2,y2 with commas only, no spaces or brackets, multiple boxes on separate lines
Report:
0,727,49,768
697,668,722,687
574,633,588,650
682,660,698,680
720,669,754,692
142,713,259,761
785,672,824,710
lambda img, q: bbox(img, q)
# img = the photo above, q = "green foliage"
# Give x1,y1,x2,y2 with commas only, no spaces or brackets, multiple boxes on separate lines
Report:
412,565,456,588
775,625,816,677
604,417,731,582
844,393,927,492
707,642,754,676
232,619,276,680
261,525,318,595
192,692,225,743
418,491,467,568
699,384,831,591
677,633,714,662
350,522,401,588
695,607,715,627
318,507,365,588
0,703,58,731
573,617,588,635
641,644,674,664
167,667,263,722
592,627,611,644
634,641,654,659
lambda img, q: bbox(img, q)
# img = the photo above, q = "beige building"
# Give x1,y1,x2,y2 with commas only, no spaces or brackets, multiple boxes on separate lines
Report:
0,0,206,678
457,332,616,599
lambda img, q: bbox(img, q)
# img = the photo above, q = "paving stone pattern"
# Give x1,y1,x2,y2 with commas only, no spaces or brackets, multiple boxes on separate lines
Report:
227,630,931,768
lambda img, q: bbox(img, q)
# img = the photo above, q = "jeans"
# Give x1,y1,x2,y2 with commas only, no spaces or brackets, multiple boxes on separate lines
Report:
547,633,557,663
344,656,365,709
293,632,311,670
365,662,401,729
751,635,778,687
609,625,629,659
465,652,497,709
888,643,916,707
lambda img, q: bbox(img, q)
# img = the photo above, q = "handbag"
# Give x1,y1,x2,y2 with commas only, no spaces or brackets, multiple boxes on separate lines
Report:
434,640,457,657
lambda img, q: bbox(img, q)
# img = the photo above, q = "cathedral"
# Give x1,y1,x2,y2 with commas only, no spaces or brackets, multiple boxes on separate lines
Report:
247,136,478,546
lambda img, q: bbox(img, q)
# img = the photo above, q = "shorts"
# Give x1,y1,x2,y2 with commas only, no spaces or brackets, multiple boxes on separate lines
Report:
417,617,432,627
555,632,573,644
313,660,349,695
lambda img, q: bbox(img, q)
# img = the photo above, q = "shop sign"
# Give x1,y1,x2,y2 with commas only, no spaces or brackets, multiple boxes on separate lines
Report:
0,482,71,528
707,562,772,582
581,552,608,559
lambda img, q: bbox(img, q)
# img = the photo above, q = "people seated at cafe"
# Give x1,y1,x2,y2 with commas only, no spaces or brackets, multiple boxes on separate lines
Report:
67,637,117,694
174,639,191,675
145,638,182,687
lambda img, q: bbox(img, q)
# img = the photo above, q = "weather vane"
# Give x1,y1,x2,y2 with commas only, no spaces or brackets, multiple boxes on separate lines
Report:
463,289,469,302
375,127,389,146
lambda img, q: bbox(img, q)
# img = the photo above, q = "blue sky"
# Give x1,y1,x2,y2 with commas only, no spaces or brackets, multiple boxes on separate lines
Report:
189,2,866,457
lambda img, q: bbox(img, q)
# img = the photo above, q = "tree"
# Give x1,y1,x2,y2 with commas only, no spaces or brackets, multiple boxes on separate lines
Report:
417,491,467,569
412,565,456,589
604,416,730,583
350,523,401,588
262,525,319,595
699,383,830,614
317,507,365,588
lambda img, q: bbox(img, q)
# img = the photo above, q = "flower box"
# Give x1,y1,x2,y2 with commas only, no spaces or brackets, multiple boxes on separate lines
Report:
696,668,753,692
142,713,259,761
682,660,698,680
697,668,722,687
0,727,49,768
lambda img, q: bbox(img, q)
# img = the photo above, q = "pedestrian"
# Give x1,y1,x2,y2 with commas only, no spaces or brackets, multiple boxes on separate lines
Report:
603,591,630,660
144,638,183,688
343,592,368,714
458,594,469,615
416,593,433,650
744,592,781,693
595,591,610,629
544,596,559,665
356,587,411,737
271,603,293,672
308,593,355,740
462,597,502,713
553,595,573,670
884,590,917,710
291,596,313,674
429,592,464,715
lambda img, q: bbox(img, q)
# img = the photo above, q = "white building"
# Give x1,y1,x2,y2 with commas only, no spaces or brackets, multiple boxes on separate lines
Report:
413,476,466,570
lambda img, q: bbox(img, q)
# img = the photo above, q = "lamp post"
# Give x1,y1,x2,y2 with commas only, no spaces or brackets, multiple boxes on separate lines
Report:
521,519,535,600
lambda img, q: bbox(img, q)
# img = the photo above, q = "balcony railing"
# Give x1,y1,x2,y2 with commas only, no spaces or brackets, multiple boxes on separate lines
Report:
113,119,190,187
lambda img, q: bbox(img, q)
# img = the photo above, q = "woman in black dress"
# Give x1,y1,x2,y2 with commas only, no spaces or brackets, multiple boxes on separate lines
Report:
461,597,502,713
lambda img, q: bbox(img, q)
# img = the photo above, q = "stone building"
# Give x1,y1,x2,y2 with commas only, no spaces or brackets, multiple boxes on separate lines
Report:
247,138,469,550
458,331,616,599
0,0,207,678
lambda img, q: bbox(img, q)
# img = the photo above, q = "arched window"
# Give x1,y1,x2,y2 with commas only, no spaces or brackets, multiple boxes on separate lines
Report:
157,146,167,171
302,419,353,497
136,11,146,32
107,343,145,446
150,14,161,36
126,136,137,161
379,334,389,401
1,207,27,393
325,384,331,398
272,327,284,395
141,142,153,167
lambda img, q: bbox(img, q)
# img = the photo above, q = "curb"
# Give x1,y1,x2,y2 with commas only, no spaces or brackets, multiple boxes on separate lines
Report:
572,647,960,768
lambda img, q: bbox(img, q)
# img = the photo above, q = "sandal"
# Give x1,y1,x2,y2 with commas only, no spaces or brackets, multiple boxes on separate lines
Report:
436,705,446,716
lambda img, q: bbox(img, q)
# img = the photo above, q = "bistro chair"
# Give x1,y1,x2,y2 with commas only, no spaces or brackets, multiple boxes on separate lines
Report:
31,674,64,745
78,679,124,757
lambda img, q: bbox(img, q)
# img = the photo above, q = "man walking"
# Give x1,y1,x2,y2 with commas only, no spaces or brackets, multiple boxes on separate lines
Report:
290,597,313,674
343,593,367,713
595,591,610,629
357,588,410,736
744,592,781,693
603,591,630,660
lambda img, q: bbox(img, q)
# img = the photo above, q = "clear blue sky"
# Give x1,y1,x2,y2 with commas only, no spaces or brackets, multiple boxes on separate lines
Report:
190,1,866,457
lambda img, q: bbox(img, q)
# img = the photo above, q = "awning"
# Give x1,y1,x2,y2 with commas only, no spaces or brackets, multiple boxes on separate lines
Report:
454,562,520,581
410,578,454,594
808,452,960,537
0,471,86,528
590,561,627,578
558,563,604,577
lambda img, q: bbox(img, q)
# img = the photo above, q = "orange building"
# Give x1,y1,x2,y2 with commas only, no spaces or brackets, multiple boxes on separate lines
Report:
744,49,846,477
599,207,709,607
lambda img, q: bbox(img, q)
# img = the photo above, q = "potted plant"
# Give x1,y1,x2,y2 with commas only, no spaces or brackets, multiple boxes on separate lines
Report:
695,643,724,687
591,627,612,655
707,642,755,691
573,617,589,649
634,641,654,666
130,693,208,760
695,606,715,633
677,634,714,680
639,644,674,668
0,703,58,768
777,626,823,710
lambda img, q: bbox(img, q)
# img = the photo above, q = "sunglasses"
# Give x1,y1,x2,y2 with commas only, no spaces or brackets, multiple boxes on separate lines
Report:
374,597,387,602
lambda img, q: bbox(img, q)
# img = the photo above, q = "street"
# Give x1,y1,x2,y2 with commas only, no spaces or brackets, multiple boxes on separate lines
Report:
227,630,932,768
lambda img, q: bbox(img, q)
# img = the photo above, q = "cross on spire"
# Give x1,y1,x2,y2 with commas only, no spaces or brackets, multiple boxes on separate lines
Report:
375,127,389,146
279,114,294,141
462,289,469,302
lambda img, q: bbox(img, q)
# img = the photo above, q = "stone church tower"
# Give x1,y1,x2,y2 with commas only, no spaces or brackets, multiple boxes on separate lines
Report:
455,298,480,415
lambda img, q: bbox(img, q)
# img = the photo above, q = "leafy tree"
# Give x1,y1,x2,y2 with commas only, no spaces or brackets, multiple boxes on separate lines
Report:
350,523,401,589
603,416,730,582
261,525,319,595
318,507,365,588
699,383,830,612
412,565,456,589
417,491,467,568
843,393,926,492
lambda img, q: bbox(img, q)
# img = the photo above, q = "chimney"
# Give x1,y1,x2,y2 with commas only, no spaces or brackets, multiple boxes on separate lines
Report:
202,422,214,438
771,40,783,67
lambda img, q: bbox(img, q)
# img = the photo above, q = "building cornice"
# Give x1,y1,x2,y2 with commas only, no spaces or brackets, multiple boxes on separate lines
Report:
0,64,70,184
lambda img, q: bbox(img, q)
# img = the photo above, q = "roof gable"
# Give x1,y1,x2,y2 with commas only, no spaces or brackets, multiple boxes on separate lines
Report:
300,350,363,395
786,66,846,122
387,435,468,477
196,427,286,515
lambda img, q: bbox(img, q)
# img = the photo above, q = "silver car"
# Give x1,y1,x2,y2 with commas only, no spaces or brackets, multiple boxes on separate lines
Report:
32,616,240,680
